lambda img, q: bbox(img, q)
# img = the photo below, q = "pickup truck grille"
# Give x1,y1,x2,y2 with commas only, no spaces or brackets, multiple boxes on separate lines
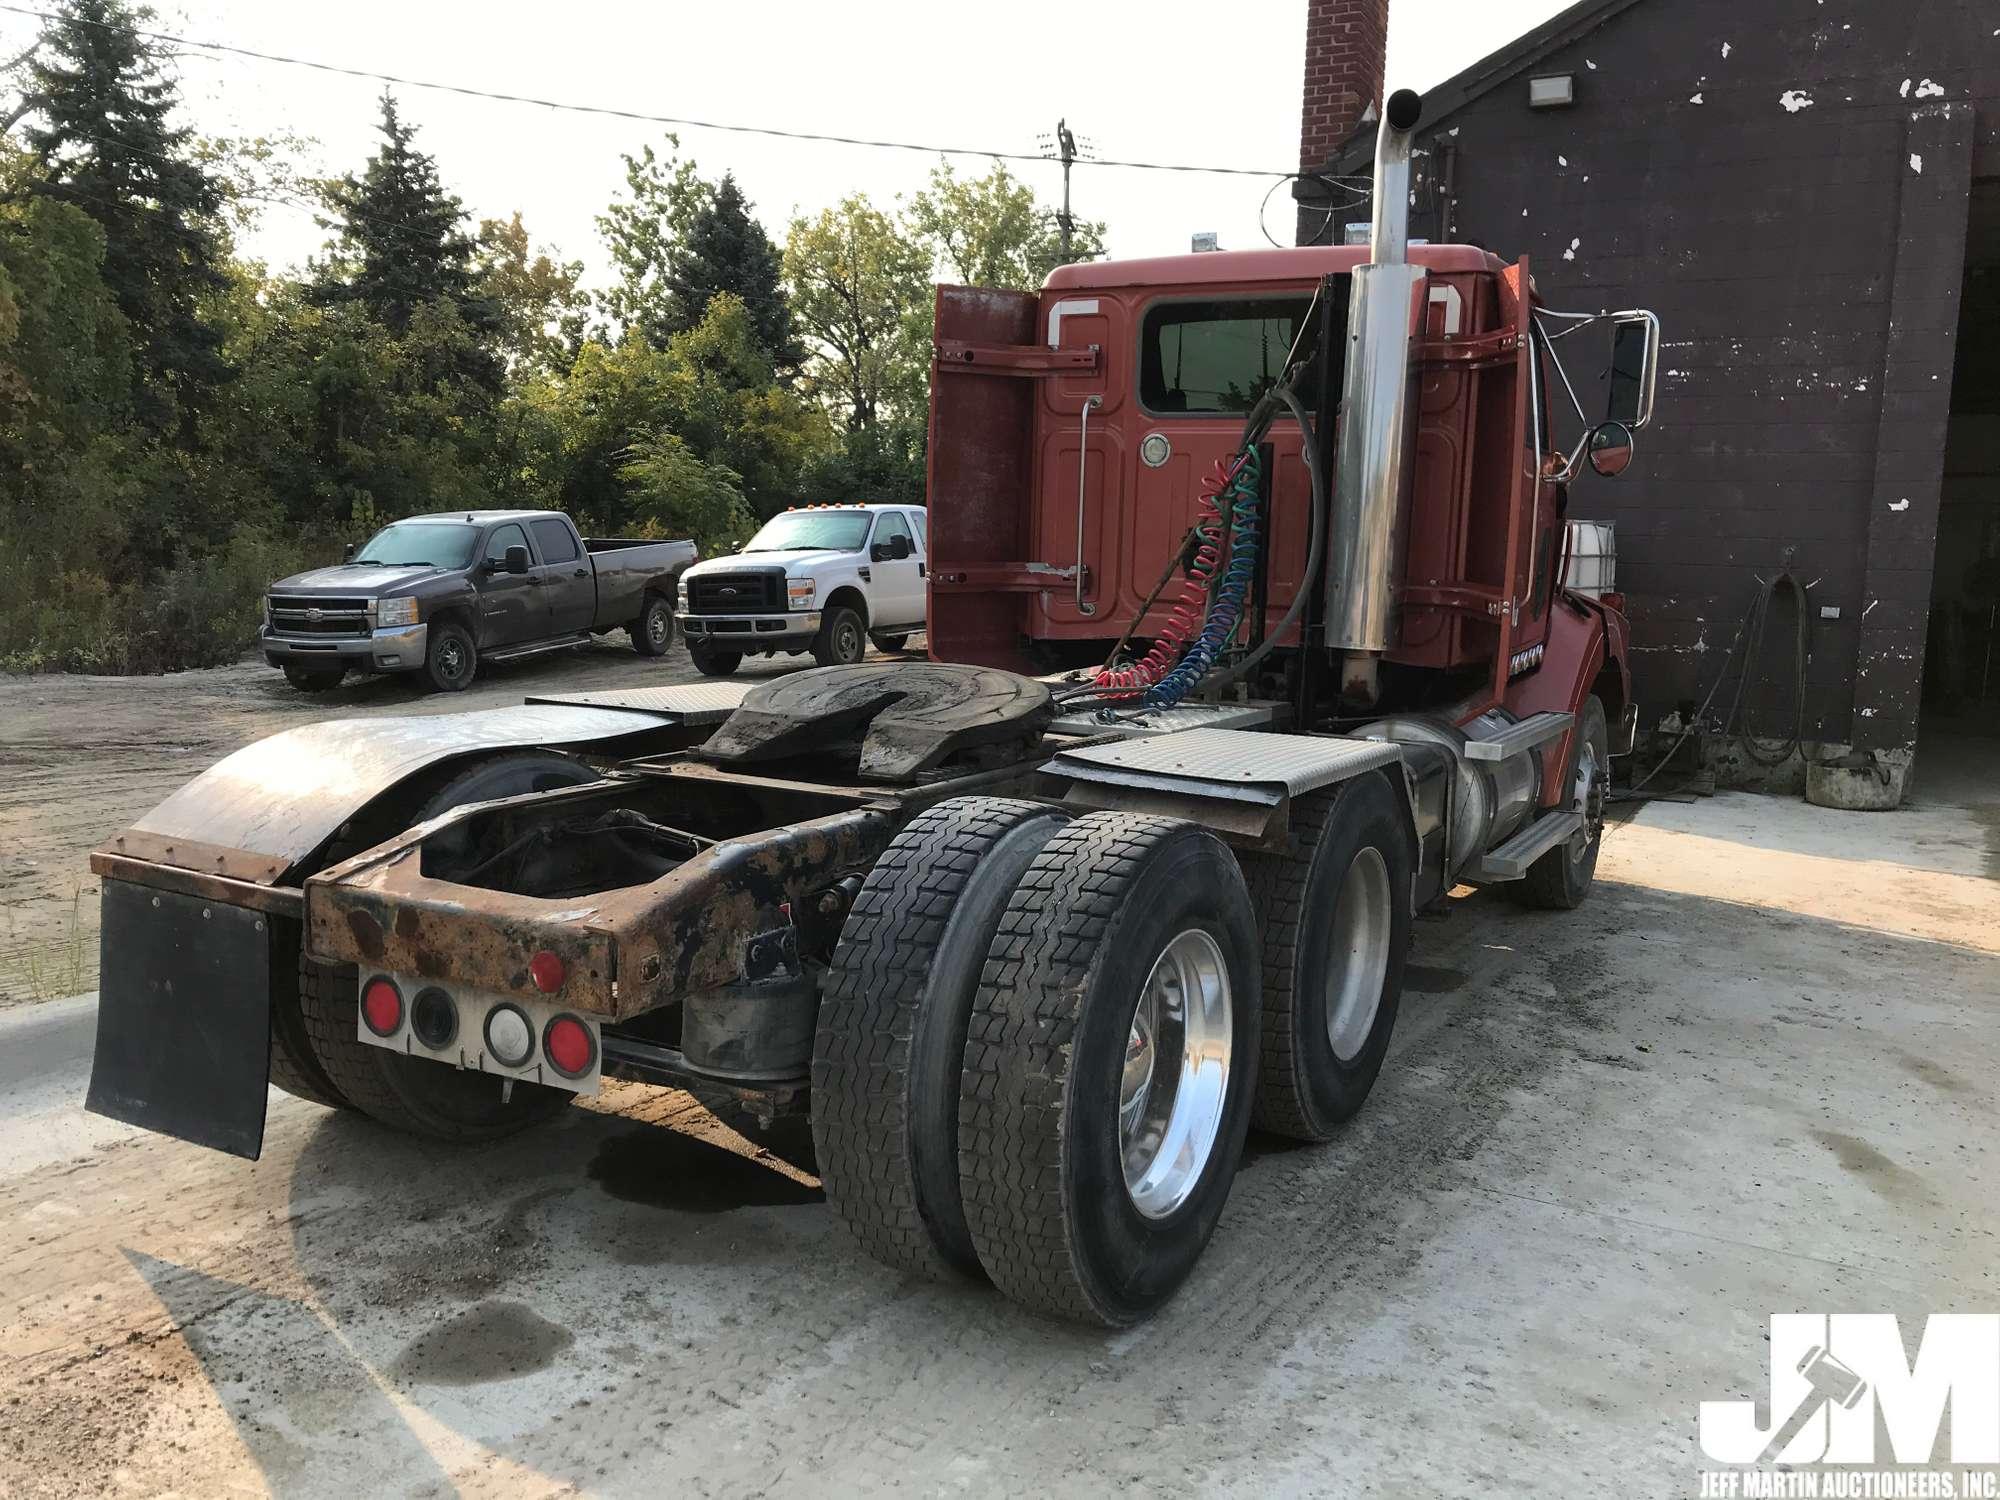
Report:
268,594,370,637
685,571,785,613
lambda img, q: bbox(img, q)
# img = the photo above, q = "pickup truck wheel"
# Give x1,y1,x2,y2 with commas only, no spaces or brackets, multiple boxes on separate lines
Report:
813,797,1068,1283
813,605,867,667
689,642,741,677
1238,771,1412,1141
868,632,910,654
283,664,345,692
1514,695,1609,911
958,813,1259,1325
631,593,675,657
425,621,477,692
293,751,600,1141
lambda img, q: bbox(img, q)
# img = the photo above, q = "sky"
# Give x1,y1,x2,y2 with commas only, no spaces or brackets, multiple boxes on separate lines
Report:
1,0,1573,289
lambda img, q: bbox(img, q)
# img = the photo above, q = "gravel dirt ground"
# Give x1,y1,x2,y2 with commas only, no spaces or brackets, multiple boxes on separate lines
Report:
0,720,1993,1497
0,636,824,1008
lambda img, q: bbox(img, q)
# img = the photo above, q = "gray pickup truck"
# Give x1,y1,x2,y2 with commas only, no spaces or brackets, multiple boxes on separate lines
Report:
261,510,698,693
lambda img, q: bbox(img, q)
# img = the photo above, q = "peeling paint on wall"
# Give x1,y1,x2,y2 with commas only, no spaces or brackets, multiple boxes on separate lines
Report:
1780,90,1814,112
1721,41,1732,57
1889,498,1911,512
1913,78,1945,97
1690,91,1705,104
1910,152,1925,173
1564,237,1581,261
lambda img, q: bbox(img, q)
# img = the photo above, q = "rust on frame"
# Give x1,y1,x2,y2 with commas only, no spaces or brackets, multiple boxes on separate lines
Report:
306,806,893,1022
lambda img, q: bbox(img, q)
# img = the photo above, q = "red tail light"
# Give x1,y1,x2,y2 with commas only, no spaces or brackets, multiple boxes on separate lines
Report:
361,977,403,1037
543,1015,596,1078
529,950,566,994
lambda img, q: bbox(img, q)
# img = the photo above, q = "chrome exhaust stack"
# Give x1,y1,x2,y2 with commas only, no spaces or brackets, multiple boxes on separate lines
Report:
1323,88,1427,704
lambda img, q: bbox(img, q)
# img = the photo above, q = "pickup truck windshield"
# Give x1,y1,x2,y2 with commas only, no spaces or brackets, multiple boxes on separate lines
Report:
742,512,871,553
354,522,481,568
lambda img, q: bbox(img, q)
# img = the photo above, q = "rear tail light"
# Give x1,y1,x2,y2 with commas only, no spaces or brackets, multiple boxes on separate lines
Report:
410,988,458,1049
484,1003,535,1068
361,977,403,1037
543,1014,596,1078
528,950,566,994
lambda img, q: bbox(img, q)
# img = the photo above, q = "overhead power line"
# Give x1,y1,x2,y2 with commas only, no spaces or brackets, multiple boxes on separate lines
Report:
0,3,1325,180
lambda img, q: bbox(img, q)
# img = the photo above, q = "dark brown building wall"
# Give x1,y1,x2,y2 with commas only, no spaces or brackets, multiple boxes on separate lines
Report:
1306,0,1994,762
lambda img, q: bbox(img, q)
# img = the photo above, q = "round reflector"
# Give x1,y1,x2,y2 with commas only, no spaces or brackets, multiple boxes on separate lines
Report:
484,1004,535,1068
410,987,458,1050
543,1014,596,1078
361,977,402,1037
528,950,566,994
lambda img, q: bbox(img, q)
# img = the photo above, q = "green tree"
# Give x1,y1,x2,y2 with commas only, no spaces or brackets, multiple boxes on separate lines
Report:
315,93,499,376
782,195,929,432
596,137,710,347
617,432,756,555
905,158,1105,290
23,0,230,430
475,212,587,378
667,173,798,370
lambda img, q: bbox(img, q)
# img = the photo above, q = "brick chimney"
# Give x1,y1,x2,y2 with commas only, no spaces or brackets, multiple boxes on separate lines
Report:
1298,0,1391,218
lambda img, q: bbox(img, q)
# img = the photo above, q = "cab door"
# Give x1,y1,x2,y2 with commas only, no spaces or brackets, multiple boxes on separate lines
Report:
474,521,550,646
866,510,924,628
530,517,594,635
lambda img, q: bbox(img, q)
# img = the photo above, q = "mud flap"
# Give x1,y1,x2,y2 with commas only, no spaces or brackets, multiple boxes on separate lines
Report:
86,880,273,1160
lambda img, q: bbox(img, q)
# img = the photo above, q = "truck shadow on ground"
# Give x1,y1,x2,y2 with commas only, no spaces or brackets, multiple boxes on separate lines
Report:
104,873,1998,1497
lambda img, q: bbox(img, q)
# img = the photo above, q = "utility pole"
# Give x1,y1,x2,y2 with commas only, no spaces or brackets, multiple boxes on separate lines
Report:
1039,119,1092,265
1055,118,1077,263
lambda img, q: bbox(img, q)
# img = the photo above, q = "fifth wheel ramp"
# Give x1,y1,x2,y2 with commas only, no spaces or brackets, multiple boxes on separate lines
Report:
701,663,1054,781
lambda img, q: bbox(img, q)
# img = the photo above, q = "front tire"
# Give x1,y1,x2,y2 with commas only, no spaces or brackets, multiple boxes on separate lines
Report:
813,797,1068,1282
293,751,599,1141
1515,695,1609,910
632,593,675,657
424,620,477,693
1240,771,1413,1141
283,664,345,692
688,642,742,677
813,604,867,667
958,813,1259,1325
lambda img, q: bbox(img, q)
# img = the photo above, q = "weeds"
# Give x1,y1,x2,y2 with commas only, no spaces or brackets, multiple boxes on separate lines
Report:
4,884,91,1003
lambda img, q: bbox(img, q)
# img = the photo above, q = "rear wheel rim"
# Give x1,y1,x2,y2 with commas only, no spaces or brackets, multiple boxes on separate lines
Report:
1325,846,1392,1062
1120,928,1233,1220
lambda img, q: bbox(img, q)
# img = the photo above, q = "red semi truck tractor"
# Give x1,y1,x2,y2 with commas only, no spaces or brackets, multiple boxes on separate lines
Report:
85,92,1659,1325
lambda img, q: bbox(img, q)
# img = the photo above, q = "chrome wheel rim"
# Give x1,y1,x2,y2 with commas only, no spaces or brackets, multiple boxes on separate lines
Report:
836,619,863,661
1570,735,1605,862
647,607,669,647
1324,846,1392,1062
1121,928,1233,1220
438,638,467,681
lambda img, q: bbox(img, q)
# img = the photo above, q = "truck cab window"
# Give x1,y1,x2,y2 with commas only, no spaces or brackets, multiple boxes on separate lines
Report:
485,523,529,564
872,511,912,554
1140,298,1320,415
530,518,578,563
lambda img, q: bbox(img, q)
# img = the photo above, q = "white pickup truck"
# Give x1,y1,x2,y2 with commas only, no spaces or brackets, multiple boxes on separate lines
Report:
675,502,928,677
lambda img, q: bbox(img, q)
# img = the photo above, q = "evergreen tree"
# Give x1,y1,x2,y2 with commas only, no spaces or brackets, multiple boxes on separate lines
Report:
24,0,230,431
668,174,799,371
316,93,500,384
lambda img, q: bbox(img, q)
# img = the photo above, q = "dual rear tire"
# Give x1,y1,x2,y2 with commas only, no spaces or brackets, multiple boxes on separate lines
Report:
814,800,1268,1325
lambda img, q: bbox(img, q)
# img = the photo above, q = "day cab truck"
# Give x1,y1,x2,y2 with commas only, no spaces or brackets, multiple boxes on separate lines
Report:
675,502,928,677
86,91,1661,1326
262,509,698,694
